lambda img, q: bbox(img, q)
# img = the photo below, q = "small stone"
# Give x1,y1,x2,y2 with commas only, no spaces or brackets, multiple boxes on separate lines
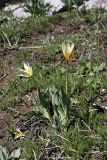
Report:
101,88,106,93
96,98,102,105
93,103,96,106
4,4,21,12
101,105,107,110
13,7,31,19
80,0,107,11
45,0,64,14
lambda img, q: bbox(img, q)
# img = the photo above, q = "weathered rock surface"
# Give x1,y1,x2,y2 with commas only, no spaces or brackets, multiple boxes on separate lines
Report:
45,0,64,14
13,7,31,19
3,3,31,19
80,0,107,10
4,4,21,11
3,0,64,19
3,0,107,19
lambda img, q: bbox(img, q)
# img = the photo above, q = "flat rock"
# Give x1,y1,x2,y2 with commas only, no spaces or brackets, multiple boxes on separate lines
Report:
13,7,31,19
3,0,107,19
80,0,107,10
4,3,31,19
3,0,64,19
4,4,21,11
45,0,64,14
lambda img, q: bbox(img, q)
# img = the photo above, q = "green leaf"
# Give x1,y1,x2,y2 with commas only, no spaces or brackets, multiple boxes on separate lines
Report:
49,86,60,106
38,87,49,108
37,87,51,120
0,146,8,160
60,87,71,114
94,62,105,73
38,103,51,120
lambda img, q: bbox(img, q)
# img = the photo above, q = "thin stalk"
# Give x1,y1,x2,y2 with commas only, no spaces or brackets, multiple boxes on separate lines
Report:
31,76,37,85
66,61,69,94
65,71,68,94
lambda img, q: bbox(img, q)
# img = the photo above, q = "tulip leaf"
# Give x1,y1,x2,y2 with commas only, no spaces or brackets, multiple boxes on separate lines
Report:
0,146,8,160
49,85,60,106
37,87,51,120
60,87,71,114
94,62,105,72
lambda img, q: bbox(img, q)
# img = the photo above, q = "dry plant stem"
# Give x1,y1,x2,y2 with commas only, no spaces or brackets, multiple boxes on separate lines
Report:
0,74,8,82
31,76,38,101
19,46,43,50
82,120,92,132
5,46,43,50
66,61,69,94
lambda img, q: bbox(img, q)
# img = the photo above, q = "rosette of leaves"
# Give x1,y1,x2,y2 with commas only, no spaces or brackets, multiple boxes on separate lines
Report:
34,85,71,131
24,0,52,16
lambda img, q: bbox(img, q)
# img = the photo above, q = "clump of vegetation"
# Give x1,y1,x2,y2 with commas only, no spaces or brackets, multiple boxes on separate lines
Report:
24,0,52,16
62,0,88,13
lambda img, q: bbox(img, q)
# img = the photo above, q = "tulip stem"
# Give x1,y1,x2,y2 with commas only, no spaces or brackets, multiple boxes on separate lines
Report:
31,76,38,91
31,76,37,85
66,61,69,94
66,72,68,94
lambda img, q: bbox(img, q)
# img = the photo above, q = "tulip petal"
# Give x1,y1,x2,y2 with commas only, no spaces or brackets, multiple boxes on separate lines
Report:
17,68,26,73
62,41,74,61
70,43,74,51
24,63,30,71
17,63,33,78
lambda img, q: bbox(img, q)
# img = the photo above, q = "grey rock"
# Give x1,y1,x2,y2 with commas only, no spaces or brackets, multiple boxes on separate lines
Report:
13,7,31,19
3,0,64,19
45,0,64,14
80,0,107,10
4,4,22,11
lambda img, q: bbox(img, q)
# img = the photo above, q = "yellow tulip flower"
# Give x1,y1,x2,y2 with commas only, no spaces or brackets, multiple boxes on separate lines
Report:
18,63,33,77
14,128,25,140
62,41,74,61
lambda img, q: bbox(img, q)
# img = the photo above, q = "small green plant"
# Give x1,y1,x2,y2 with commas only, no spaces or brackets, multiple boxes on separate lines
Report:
25,16,54,34
83,9,105,23
24,0,52,16
0,20,24,48
16,62,72,131
22,139,38,160
62,0,86,12
34,85,71,130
